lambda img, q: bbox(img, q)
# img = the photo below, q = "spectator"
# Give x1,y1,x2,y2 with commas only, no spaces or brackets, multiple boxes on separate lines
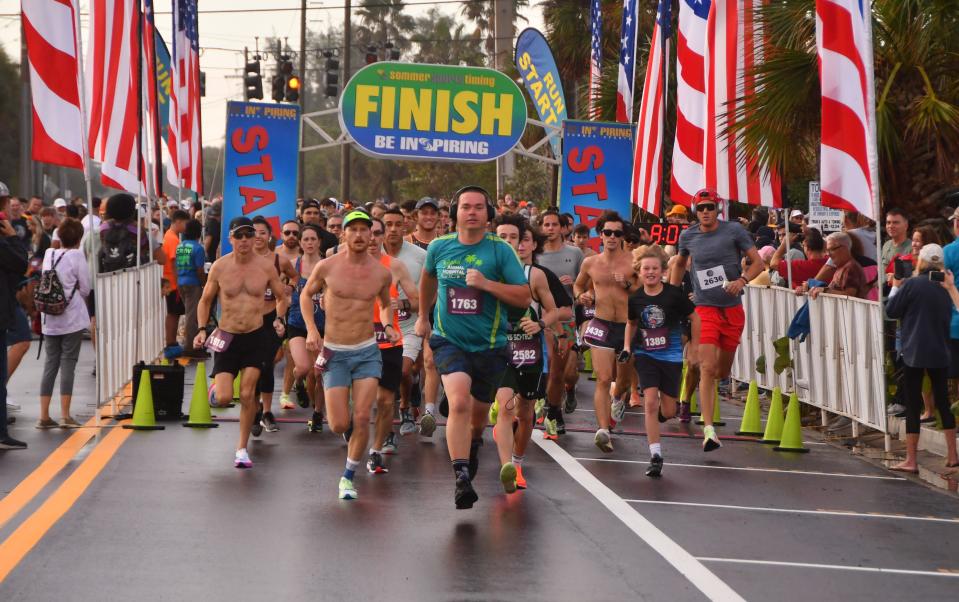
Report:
748,246,777,286
204,199,221,259
805,232,868,299
789,209,804,225
52,197,68,222
26,196,43,215
25,213,51,260
885,225,939,281
771,227,828,289
1,183,29,448
747,206,769,235
98,193,165,271
844,210,877,263
880,208,910,273
176,219,207,358
162,210,189,358
37,218,91,430
885,244,958,472
39,207,57,237
8,197,30,246
666,204,689,225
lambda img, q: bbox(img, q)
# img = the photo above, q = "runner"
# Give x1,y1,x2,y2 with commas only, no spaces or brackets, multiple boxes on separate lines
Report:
276,220,300,411
623,245,699,476
414,186,530,509
406,197,440,250
571,224,598,258
300,211,398,500
491,215,569,491
573,211,639,453
193,217,287,468
366,217,419,472
670,189,762,451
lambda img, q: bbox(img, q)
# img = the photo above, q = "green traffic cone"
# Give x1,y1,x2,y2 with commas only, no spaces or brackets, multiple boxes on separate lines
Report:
233,374,241,401
123,369,165,431
184,362,218,428
760,387,785,445
679,361,689,401
583,349,593,374
690,390,700,416
736,381,764,436
696,384,724,426
774,391,809,453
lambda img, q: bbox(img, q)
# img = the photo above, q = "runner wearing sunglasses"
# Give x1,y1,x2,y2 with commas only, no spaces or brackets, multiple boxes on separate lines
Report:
670,189,763,452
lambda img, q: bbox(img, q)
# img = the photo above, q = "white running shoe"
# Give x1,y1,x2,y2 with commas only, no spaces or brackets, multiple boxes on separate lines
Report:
234,448,253,468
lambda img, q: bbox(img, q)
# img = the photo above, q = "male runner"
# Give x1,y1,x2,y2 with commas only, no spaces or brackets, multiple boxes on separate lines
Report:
573,211,639,453
414,186,530,509
193,217,287,467
276,220,300,410
670,189,762,451
571,224,598,258
366,217,419,471
300,211,398,500
406,197,441,250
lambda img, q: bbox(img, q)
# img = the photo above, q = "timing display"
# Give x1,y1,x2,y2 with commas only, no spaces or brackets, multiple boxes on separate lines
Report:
636,222,690,246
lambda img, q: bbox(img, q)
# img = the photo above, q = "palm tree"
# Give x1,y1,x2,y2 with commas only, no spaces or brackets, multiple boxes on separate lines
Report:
460,0,529,59
355,0,415,53
409,9,486,66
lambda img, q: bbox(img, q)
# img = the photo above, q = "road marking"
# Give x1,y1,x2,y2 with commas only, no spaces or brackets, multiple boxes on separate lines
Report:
533,437,746,602
626,499,959,525
574,457,905,480
0,422,133,582
696,557,959,578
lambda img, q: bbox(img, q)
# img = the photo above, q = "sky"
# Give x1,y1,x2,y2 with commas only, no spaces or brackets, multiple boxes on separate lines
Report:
0,0,545,148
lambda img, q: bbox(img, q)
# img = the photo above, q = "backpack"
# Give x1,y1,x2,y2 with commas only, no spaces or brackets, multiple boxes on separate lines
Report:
99,223,142,272
34,251,77,316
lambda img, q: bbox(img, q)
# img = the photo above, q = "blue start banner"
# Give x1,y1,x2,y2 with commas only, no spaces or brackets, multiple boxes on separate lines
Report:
155,31,172,145
222,101,300,253
514,28,567,158
559,120,635,252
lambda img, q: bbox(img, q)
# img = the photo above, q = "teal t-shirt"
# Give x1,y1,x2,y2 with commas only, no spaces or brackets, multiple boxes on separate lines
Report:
175,240,205,287
425,232,528,351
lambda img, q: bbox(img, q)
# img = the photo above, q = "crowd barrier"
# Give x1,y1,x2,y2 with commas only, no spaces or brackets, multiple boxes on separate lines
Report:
94,263,164,407
731,285,887,435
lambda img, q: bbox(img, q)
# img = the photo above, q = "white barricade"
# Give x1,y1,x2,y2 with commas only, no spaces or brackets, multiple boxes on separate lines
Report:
731,285,887,433
94,263,164,405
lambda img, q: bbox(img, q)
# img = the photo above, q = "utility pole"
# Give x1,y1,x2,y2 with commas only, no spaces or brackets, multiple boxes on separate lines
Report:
340,0,351,204
298,0,307,199
493,0,514,199
19,19,33,196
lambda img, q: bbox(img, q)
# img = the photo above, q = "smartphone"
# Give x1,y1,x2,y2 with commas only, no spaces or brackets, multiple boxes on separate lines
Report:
930,270,945,282
617,349,631,363
893,258,913,280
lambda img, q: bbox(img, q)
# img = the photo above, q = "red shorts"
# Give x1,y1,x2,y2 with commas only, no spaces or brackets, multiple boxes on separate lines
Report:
696,305,745,352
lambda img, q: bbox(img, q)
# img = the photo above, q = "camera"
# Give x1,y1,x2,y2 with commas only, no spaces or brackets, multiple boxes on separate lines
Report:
893,258,913,280
930,270,945,282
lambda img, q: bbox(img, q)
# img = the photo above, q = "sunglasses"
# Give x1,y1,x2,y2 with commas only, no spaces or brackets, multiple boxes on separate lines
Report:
282,230,300,237
696,203,717,212
371,230,384,236
602,229,624,237
231,230,255,239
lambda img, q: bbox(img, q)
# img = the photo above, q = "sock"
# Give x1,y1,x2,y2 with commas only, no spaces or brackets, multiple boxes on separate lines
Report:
511,454,524,466
452,459,469,479
470,438,482,455
426,403,437,415
344,458,360,480
703,425,715,438
649,443,662,458
546,405,561,420
369,448,382,456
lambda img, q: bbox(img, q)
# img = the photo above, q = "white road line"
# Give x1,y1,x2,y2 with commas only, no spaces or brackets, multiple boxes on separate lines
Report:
625,499,959,525
574,457,905,481
533,437,746,602
696,557,959,578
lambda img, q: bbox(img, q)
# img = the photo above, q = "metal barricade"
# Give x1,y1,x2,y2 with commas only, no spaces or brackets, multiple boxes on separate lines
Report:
731,285,887,433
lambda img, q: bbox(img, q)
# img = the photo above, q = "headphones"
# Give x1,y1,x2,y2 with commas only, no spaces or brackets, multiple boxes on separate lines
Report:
450,185,496,224
690,188,725,214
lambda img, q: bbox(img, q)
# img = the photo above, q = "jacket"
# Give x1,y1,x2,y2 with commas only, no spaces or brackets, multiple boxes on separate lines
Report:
0,235,29,331
885,272,953,368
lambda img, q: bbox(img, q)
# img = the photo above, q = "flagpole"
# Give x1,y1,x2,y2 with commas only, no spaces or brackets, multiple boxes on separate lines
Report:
659,2,669,221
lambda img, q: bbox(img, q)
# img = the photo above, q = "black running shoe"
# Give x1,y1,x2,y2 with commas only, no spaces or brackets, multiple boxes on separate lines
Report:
251,410,263,437
261,411,278,433
646,454,664,477
307,411,323,433
468,440,481,480
0,435,27,450
454,474,479,509
556,413,567,435
294,379,310,408
563,387,577,414
367,451,389,474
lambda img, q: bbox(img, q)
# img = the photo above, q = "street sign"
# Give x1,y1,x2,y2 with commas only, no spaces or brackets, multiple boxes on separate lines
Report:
807,181,843,233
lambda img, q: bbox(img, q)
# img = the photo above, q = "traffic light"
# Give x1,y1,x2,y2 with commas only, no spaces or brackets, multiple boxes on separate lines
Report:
385,42,400,61
244,59,263,100
285,74,300,102
323,51,339,98
271,74,285,102
365,45,378,65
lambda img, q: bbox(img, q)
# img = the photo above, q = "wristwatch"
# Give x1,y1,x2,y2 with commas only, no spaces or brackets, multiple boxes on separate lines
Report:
537,319,546,331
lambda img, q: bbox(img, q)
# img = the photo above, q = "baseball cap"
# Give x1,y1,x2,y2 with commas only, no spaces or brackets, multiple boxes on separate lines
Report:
919,243,944,266
343,210,373,228
229,216,255,235
415,197,438,210
53,198,68,209
666,205,688,217
949,207,959,221
301,199,321,211
790,209,804,218
0,181,9,197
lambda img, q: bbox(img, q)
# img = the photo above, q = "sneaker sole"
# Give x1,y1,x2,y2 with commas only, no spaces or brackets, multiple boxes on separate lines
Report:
0,443,27,450
234,461,253,469
594,434,614,454
339,492,357,500
499,463,517,494
419,416,436,437
703,438,722,452
455,487,479,509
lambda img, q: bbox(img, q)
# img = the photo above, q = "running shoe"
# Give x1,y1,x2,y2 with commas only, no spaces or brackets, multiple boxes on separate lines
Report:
488,399,499,426
234,448,253,468
556,412,567,435
515,465,527,489
611,396,627,423
646,454,664,478
679,402,691,424
261,411,278,433
338,477,357,500
543,417,558,440
251,410,263,437
702,426,722,452
367,451,389,474
163,344,183,359
279,393,295,410
342,420,353,442
0,435,27,450
499,462,518,494
594,428,613,453
293,379,309,408
468,441,481,480
35,417,59,429
564,387,577,414
454,474,478,509
534,398,546,424
399,411,416,436
419,412,436,438
307,411,324,433
382,432,398,455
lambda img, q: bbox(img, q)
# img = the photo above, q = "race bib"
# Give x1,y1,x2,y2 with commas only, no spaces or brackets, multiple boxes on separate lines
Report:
583,319,609,344
374,322,390,343
640,327,669,351
447,287,483,315
508,334,540,368
204,328,233,353
264,287,274,301
696,266,728,290
314,347,336,373
582,306,596,319
397,308,411,322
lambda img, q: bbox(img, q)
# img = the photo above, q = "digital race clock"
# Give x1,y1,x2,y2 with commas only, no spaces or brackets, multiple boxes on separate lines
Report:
635,222,690,246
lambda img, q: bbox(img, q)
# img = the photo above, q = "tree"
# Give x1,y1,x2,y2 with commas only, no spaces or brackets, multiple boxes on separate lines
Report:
356,0,415,53
460,0,529,60
0,45,21,193
409,8,485,66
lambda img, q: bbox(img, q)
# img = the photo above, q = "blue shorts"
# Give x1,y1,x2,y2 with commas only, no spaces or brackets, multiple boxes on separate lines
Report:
5,306,32,345
321,342,382,390
429,335,509,405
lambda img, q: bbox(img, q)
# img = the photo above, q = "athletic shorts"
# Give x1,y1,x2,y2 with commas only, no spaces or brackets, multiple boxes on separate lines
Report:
949,339,959,379
500,365,546,400
211,328,266,377
6,305,32,345
378,346,404,395
696,305,746,352
402,332,423,362
429,335,508,405
285,322,324,340
583,318,626,354
165,290,185,315
634,355,683,399
321,341,382,390
552,320,577,353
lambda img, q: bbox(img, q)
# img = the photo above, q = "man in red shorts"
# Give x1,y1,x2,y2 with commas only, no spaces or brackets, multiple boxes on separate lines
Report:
670,189,762,451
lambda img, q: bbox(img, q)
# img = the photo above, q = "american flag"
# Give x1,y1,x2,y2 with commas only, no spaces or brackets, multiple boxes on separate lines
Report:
87,0,143,193
167,0,204,194
631,0,672,215
816,0,877,219
142,0,163,197
21,0,84,170
703,0,781,207
615,0,639,123
670,0,710,206
588,0,603,119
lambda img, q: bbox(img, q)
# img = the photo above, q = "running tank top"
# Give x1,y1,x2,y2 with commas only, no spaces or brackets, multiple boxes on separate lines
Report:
287,257,324,329
373,254,403,349
264,254,280,301
507,265,548,371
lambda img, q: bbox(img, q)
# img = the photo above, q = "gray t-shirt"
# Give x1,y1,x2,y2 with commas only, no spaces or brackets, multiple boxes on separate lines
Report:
536,244,583,297
394,241,427,333
678,221,755,307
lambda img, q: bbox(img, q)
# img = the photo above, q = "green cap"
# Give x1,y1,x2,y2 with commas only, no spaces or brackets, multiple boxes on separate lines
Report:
343,210,373,228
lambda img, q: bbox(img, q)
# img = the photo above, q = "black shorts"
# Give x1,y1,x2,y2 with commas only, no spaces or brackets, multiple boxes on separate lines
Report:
575,305,597,327
429,335,508,404
166,290,185,315
211,328,266,377
634,354,683,398
285,322,324,340
500,366,546,400
378,346,404,395
950,339,959,379
583,318,626,353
